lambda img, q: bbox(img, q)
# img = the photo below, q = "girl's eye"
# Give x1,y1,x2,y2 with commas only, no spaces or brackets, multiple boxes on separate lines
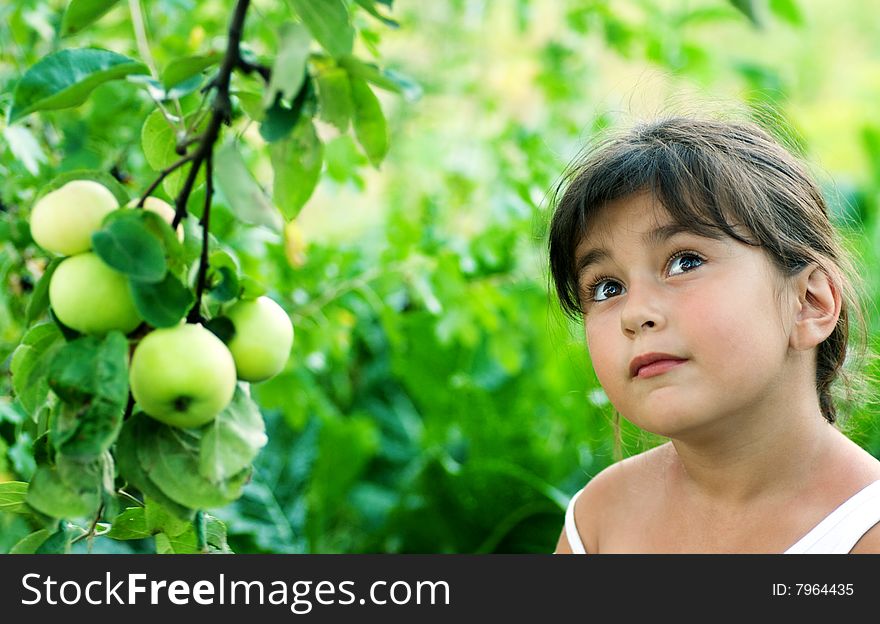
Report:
668,251,704,276
582,251,705,304
585,276,622,303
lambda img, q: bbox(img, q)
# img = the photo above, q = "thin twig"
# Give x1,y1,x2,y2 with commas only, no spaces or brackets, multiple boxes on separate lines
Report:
187,151,213,324
170,0,252,232
70,501,105,546
175,133,205,156
136,153,197,206
236,57,272,83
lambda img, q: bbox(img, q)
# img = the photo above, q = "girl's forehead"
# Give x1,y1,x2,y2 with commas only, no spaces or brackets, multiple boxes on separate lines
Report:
578,193,673,246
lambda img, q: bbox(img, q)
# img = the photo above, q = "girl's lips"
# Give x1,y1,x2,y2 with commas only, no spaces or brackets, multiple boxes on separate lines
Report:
635,359,687,379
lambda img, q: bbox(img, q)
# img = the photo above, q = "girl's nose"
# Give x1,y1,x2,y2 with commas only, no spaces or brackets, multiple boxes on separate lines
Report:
619,280,666,336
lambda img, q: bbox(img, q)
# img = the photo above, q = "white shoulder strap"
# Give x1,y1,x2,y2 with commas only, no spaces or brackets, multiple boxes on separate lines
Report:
564,486,588,554
785,480,880,554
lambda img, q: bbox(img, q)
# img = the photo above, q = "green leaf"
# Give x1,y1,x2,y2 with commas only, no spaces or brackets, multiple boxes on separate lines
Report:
270,119,324,220
10,323,64,414
120,414,248,512
52,399,125,457
138,416,251,510
130,273,194,328
141,110,207,196
729,0,763,27
156,54,221,101
145,497,192,537
154,513,230,553
135,208,186,269
265,22,310,107
25,258,61,325
238,276,267,300
353,0,400,27
155,530,197,554
115,416,195,521
769,0,803,26
308,414,379,504
234,91,265,121
126,73,167,100
47,332,129,405
205,316,236,343
0,401,25,426
106,507,153,540
316,66,353,131
290,0,354,57
92,210,167,283
205,515,232,552
161,54,221,89
209,249,239,273
62,0,122,36
349,77,388,167
325,134,368,183
2,125,48,175
208,266,239,303
167,76,205,100
339,56,422,100
36,523,75,554
259,97,301,143
0,481,29,514
9,48,148,122
46,332,127,456
260,77,316,143
199,386,267,483
9,530,51,554
213,141,283,232
26,465,101,519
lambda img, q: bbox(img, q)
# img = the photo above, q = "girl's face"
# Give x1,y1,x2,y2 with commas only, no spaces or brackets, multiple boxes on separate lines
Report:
575,192,795,440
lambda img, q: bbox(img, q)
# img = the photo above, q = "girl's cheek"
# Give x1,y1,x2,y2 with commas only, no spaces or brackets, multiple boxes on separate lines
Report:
585,320,618,379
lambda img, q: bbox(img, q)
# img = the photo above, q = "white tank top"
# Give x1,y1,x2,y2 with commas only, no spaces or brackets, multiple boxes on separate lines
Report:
563,479,880,554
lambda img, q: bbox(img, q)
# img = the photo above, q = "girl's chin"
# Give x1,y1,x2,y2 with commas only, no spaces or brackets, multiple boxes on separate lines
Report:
624,406,704,438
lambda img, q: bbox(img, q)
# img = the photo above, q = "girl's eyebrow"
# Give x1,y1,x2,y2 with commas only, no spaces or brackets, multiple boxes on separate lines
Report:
575,222,719,278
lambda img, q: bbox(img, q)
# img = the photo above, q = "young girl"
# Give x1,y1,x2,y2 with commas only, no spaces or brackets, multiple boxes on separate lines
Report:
547,117,880,553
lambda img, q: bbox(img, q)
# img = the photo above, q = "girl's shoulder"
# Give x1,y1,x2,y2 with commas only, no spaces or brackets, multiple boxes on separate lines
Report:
568,435,880,553
817,433,880,553
568,443,674,552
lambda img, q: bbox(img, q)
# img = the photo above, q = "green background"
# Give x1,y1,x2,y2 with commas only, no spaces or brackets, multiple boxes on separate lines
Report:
1,0,878,553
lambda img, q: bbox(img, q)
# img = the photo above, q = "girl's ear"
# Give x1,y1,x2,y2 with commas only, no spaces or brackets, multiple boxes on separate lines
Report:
789,264,841,351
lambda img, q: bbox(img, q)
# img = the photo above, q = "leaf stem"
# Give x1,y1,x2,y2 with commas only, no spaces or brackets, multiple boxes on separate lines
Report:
128,0,186,128
118,488,146,507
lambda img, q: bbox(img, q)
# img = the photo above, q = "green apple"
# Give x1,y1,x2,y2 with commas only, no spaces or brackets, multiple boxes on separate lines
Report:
125,196,184,243
30,180,119,256
129,323,237,428
49,252,142,334
225,296,294,382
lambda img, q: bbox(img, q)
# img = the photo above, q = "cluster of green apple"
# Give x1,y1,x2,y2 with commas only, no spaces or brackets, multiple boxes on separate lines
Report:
29,179,294,429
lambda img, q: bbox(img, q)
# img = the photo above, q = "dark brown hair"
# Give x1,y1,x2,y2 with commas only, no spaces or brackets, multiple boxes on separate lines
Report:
548,116,873,428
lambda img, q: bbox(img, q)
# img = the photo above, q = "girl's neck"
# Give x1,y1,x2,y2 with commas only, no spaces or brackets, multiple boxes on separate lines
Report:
663,373,837,512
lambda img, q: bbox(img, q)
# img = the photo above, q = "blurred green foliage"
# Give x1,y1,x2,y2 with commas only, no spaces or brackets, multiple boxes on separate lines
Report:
2,0,879,553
